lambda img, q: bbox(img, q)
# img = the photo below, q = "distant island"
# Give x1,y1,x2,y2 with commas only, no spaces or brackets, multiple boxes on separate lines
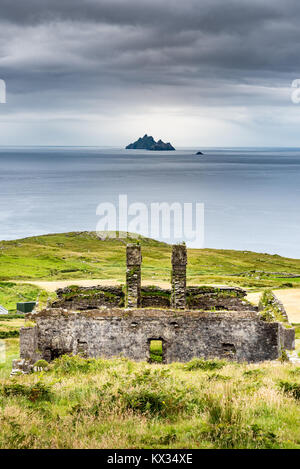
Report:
126,134,175,151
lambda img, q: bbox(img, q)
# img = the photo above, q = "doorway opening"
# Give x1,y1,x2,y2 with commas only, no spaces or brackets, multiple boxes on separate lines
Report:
149,339,163,363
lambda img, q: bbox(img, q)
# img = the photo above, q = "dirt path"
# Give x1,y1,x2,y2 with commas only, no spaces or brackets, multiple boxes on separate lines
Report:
14,279,241,292
14,279,172,291
247,289,300,324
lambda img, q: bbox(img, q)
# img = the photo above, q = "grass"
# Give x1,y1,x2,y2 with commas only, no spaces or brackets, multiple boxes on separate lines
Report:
0,231,299,290
0,282,46,314
0,317,25,339
0,339,19,379
149,340,163,363
0,353,300,449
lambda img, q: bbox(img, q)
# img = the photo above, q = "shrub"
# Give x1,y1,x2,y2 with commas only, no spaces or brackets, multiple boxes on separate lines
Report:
185,358,226,371
289,368,300,376
207,373,231,381
33,360,50,371
279,380,300,400
2,380,52,402
279,348,289,363
0,330,19,339
243,369,265,378
120,388,170,416
114,368,202,418
52,354,107,375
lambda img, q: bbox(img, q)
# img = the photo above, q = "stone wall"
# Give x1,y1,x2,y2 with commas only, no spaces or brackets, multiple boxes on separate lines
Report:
186,286,254,311
171,244,187,309
52,285,255,312
19,326,40,363
279,326,295,350
126,244,142,308
21,308,294,364
140,286,171,308
54,285,124,309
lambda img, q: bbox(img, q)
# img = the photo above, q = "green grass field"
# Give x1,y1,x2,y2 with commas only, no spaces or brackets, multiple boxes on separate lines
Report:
0,339,19,379
0,354,300,449
0,282,43,314
0,231,299,290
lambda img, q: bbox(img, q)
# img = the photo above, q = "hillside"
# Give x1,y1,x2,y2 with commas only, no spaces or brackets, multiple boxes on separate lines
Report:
0,231,300,289
0,232,300,449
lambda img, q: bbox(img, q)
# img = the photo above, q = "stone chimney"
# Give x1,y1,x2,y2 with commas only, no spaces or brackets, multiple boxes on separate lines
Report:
126,244,142,307
171,244,187,309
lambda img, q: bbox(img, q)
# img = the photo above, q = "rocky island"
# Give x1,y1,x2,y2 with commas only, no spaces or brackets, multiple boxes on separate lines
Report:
126,134,175,151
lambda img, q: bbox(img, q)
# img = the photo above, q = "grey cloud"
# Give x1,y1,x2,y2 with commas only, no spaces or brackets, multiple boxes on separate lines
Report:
0,0,300,145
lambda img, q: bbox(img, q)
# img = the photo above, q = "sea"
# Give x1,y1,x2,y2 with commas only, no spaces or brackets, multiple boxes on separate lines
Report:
0,146,299,259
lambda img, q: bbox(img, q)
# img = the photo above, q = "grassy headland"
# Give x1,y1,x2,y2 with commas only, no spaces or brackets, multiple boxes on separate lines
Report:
0,231,299,289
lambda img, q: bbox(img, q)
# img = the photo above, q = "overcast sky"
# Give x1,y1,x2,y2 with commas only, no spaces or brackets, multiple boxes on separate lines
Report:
1,0,300,146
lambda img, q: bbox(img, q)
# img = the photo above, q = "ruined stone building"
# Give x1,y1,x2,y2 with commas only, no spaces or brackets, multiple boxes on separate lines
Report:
18,244,295,367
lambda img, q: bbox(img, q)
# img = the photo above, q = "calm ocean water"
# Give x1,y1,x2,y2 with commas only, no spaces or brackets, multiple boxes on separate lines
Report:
0,146,299,258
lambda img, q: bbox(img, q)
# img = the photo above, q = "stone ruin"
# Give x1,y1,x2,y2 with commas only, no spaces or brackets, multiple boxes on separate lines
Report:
15,244,295,371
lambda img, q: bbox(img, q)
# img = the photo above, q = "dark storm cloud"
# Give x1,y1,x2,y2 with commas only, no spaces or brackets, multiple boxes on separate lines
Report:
0,0,280,28
0,0,300,122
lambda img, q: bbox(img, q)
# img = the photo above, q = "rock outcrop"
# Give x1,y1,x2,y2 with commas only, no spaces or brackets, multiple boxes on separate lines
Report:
126,134,175,151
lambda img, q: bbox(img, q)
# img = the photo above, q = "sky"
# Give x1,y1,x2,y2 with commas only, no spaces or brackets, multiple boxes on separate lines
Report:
1,0,300,147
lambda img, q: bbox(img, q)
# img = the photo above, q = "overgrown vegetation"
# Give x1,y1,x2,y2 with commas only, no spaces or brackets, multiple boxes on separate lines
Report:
184,358,226,371
259,289,288,323
0,354,299,449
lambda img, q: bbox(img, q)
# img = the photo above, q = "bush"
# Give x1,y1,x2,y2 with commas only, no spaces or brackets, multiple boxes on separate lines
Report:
33,360,50,371
113,368,202,418
289,368,300,376
279,348,289,363
243,369,265,378
120,389,171,416
279,380,300,400
2,380,52,402
185,358,226,371
52,354,107,375
0,330,19,339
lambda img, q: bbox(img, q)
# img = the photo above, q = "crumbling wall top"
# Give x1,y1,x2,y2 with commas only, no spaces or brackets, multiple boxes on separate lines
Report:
126,244,142,266
172,244,187,266
28,307,259,320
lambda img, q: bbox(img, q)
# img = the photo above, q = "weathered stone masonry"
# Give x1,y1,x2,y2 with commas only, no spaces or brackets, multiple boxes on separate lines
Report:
126,244,142,308
17,242,295,367
171,244,187,309
21,309,294,364
53,284,254,312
